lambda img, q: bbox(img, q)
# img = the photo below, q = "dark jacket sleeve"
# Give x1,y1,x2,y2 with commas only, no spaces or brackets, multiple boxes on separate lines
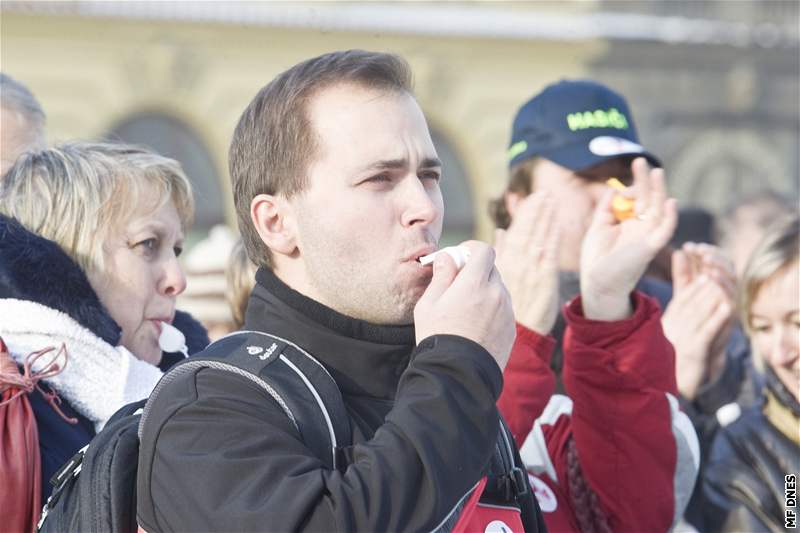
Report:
137,335,503,532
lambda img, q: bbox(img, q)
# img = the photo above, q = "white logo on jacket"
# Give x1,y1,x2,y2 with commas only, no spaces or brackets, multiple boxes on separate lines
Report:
528,474,558,513
247,345,264,356
485,519,514,533
248,342,279,360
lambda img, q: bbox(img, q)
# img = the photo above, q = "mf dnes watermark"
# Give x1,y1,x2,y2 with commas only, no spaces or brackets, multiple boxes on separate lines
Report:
787,474,797,529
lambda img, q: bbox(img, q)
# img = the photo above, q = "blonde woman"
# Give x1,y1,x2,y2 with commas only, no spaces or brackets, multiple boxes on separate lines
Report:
0,142,208,505
703,215,799,532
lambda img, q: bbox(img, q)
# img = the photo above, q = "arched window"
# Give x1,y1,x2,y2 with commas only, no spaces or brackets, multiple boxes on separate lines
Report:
106,113,226,235
430,130,475,246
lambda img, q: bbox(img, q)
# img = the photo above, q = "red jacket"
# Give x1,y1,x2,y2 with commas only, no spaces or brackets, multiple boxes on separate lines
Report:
498,292,699,532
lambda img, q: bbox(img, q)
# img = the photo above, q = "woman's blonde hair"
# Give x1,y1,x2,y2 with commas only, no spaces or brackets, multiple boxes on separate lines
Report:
226,239,258,329
739,214,799,367
0,141,194,273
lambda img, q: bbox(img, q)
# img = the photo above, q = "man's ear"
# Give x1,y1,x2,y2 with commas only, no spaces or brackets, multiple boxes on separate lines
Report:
504,191,524,220
250,193,297,257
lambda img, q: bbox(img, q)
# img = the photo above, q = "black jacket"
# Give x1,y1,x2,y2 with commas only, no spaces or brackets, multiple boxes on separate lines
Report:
0,214,209,502
137,267,545,532
702,367,800,532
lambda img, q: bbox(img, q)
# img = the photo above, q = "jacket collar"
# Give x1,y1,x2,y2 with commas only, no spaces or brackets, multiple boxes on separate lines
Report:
764,390,800,446
0,214,121,345
765,365,800,418
245,268,416,399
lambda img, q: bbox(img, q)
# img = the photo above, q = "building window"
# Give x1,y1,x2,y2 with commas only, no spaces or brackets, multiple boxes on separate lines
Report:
431,129,475,246
106,113,225,235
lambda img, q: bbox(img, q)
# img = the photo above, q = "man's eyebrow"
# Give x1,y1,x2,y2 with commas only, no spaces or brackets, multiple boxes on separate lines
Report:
361,157,442,173
421,157,442,168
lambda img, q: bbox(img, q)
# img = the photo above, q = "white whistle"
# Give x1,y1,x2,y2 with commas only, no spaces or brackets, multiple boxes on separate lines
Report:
159,321,188,357
418,246,471,270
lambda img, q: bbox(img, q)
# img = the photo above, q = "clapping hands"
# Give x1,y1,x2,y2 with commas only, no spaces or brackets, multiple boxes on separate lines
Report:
495,191,560,335
662,243,737,399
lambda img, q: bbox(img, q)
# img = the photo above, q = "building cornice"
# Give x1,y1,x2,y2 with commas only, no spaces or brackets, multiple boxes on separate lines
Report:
2,1,797,49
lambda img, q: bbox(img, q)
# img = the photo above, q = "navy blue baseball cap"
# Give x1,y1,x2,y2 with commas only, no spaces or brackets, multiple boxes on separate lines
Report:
507,79,661,171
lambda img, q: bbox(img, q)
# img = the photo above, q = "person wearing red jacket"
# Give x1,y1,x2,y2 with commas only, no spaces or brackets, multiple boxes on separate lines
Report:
495,157,700,532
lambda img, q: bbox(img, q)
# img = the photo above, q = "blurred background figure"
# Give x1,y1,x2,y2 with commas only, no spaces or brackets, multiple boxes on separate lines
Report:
227,239,258,331
495,164,700,532
702,215,799,532
717,189,797,277
0,72,46,177
490,79,671,391
492,77,772,532
178,224,239,340
492,78,704,531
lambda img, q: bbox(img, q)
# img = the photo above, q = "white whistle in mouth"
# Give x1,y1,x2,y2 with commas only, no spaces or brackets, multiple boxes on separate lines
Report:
159,321,188,357
418,245,471,270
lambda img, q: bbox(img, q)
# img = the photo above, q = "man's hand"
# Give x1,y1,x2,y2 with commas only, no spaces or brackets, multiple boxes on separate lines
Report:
663,243,737,399
580,158,678,321
494,191,560,335
415,241,516,370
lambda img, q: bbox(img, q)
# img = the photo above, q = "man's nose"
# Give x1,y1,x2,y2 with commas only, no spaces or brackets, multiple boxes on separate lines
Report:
400,177,440,228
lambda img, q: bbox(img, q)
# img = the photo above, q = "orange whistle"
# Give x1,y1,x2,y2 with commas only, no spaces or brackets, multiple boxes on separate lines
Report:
607,178,635,221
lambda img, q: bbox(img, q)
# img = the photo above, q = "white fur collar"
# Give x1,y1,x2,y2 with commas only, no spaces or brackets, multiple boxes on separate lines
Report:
0,298,163,431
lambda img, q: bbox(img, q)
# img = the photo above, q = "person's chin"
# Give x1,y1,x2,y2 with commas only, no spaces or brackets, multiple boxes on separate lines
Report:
406,272,433,298
142,345,163,366
400,279,430,311
775,366,799,399
128,332,163,366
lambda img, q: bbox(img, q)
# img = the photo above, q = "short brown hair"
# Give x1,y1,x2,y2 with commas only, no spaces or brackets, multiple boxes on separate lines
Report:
488,157,538,229
229,50,413,268
227,239,258,329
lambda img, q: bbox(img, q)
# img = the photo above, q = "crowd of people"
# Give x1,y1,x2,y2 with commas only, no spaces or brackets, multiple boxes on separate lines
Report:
0,50,797,533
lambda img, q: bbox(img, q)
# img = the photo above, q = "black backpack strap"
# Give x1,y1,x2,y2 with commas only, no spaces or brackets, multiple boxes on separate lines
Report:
481,416,528,506
39,398,148,532
498,417,528,498
140,331,352,470
45,398,148,504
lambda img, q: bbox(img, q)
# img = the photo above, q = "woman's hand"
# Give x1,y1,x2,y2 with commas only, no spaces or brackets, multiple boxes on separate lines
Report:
580,158,678,321
494,191,560,335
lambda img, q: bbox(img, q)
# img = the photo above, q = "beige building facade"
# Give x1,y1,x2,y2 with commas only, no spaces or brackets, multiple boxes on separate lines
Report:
2,1,797,244
0,2,606,245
